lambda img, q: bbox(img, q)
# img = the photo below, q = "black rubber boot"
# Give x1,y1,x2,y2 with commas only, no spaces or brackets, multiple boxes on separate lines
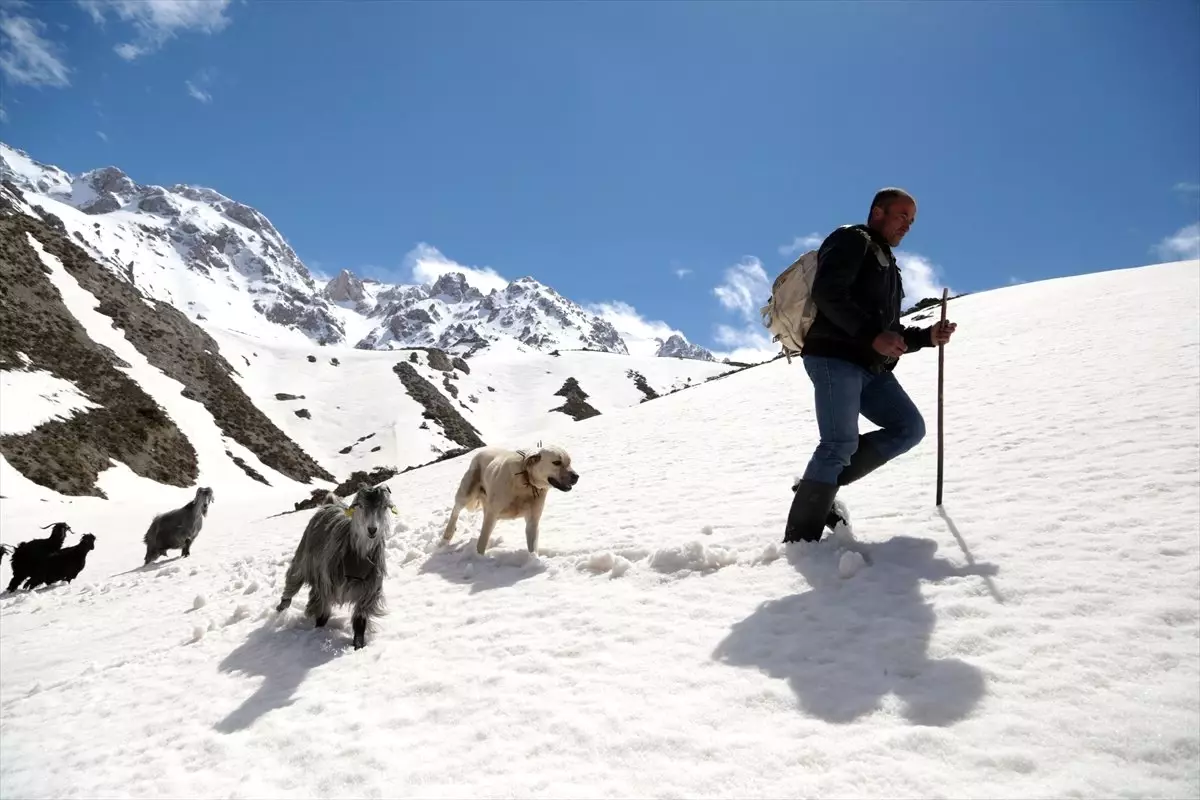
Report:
836,435,890,486
784,480,839,543
792,480,849,533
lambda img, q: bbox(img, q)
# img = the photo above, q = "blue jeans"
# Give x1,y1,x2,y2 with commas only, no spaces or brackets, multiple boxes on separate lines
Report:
801,355,927,485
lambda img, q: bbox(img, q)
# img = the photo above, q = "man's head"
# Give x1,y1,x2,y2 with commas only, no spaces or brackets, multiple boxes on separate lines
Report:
867,187,917,247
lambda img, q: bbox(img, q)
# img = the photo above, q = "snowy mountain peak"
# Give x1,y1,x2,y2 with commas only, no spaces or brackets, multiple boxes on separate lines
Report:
0,143,71,196
76,166,138,214
352,268,630,355
655,334,715,361
430,271,484,304
324,269,368,305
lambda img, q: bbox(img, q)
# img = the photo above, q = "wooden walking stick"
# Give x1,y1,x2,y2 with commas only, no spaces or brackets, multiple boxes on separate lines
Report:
936,287,949,507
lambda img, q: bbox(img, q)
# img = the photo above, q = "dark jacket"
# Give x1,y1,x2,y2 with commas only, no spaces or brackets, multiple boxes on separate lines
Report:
800,223,930,373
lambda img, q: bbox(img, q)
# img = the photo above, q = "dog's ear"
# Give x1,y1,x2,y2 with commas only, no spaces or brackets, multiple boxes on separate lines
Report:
524,451,541,469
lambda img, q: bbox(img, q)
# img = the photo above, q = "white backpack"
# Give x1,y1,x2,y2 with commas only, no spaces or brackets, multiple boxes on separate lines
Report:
759,228,883,361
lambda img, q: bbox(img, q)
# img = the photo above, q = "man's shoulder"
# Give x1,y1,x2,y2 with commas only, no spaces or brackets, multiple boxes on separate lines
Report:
818,224,873,254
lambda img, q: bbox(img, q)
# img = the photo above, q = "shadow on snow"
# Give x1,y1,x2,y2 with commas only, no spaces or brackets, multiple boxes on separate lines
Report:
713,535,998,726
418,540,548,594
213,617,344,734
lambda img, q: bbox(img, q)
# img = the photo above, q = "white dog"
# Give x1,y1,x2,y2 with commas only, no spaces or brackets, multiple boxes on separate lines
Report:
442,444,579,555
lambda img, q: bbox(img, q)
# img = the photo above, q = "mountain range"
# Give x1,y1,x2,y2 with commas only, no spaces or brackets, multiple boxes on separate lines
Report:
0,143,715,361
0,141,742,504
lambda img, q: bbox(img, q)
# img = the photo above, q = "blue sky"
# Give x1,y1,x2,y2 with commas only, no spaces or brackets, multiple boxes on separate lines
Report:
2,0,1198,358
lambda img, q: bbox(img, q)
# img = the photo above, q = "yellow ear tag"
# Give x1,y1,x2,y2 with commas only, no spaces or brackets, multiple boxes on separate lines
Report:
344,507,355,518
389,505,398,514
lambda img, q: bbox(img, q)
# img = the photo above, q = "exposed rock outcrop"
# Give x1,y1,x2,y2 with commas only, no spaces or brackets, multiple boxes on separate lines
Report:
551,377,601,421
0,185,334,495
392,361,486,450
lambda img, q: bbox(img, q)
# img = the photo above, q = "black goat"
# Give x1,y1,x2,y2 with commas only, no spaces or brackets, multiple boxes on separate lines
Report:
4,522,71,593
22,533,96,591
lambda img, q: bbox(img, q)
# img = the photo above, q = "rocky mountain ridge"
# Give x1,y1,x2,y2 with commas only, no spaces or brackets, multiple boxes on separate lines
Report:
0,143,715,361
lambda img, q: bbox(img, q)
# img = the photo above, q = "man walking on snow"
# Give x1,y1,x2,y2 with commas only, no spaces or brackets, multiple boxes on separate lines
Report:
785,187,956,544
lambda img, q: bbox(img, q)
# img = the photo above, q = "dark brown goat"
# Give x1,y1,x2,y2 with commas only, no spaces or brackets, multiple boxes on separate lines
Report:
22,534,97,591
4,522,71,593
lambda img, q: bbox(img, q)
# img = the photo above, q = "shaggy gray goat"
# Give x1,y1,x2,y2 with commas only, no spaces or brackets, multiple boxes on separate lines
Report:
143,487,214,565
276,483,394,649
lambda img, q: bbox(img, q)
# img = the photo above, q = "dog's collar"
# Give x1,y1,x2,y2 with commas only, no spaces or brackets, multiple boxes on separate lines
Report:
516,469,545,498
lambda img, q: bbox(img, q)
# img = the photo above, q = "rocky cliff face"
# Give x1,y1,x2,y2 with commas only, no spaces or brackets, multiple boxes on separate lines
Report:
0,179,334,496
324,268,368,306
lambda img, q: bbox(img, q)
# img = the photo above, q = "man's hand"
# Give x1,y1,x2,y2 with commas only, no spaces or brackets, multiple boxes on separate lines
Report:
871,331,908,358
930,320,957,346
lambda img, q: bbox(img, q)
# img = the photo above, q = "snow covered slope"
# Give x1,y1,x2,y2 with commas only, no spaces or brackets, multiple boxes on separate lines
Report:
2,258,1196,798
202,329,732,482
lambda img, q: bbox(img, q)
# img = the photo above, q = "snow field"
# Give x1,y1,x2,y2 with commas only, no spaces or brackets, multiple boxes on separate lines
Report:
202,326,730,477
0,259,1197,798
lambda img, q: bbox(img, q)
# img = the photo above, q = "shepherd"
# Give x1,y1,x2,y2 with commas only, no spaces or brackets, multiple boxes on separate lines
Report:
780,187,957,543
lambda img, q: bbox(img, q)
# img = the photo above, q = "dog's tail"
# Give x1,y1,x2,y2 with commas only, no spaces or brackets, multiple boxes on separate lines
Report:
456,458,485,511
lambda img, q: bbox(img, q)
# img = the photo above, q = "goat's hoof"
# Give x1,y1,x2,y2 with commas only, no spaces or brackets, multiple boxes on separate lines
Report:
353,636,365,650
315,615,329,628
275,599,291,612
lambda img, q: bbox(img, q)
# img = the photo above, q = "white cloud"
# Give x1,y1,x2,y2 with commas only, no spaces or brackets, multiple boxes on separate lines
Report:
674,267,692,279
894,250,951,304
0,10,70,87
712,257,771,320
709,256,778,362
77,0,232,60
305,260,329,283
1173,182,1200,195
710,344,779,365
1153,223,1200,261
778,233,823,257
184,67,215,102
186,79,210,103
0,102,8,123
96,130,107,142
402,242,510,294
585,300,684,357
709,325,778,363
